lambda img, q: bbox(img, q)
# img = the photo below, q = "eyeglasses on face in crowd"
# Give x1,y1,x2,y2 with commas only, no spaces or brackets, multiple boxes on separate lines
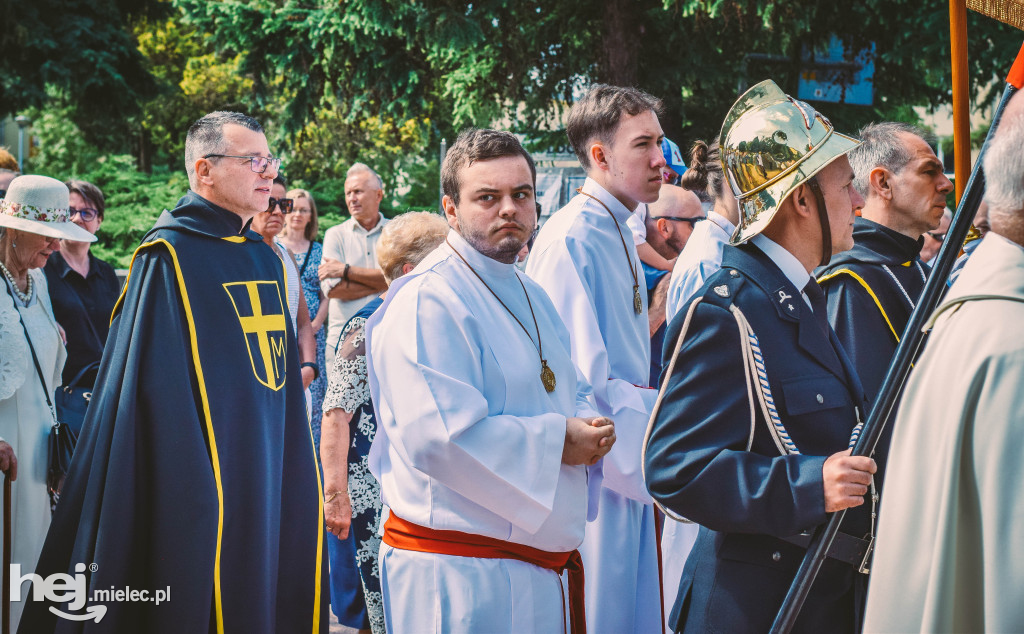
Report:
653,215,704,226
926,231,946,241
69,206,99,222
268,197,294,213
202,154,282,174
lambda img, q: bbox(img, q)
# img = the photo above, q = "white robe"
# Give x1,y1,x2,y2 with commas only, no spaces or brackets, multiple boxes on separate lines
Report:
367,229,602,633
863,232,1024,632
527,178,661,634
658,212,734,629
0,270,64,628
665,211,734,324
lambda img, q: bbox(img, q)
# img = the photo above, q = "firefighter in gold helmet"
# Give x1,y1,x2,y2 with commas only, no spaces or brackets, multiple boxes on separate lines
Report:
644,80,881,633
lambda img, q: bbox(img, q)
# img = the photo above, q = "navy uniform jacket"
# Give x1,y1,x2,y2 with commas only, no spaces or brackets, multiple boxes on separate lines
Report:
645,243,873,633
817,217,928,403
20,193,327,633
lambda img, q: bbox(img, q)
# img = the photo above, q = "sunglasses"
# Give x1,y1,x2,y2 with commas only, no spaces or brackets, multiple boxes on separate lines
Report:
926,231,946,241
69,206,100,223
653,215,704,226
268,197,294,213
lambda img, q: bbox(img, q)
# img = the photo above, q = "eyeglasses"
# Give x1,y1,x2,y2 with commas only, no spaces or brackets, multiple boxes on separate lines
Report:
69,206,99,222
268,197,294,213
202,154,282,174
653,215,704,226
926,231,946,241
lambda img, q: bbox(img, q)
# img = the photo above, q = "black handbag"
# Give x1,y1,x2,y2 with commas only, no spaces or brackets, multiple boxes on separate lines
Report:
54,361,99,436
13,296,78,513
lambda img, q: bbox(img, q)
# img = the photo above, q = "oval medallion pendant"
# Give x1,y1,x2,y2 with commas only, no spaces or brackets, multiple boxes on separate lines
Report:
633,285,643,314
541,360,556,392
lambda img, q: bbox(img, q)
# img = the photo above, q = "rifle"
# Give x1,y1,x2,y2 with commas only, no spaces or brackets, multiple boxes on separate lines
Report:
770,38,1024,634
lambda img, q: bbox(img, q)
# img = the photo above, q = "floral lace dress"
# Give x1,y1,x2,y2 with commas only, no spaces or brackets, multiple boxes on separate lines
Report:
289,241,327,449
322,296,384,634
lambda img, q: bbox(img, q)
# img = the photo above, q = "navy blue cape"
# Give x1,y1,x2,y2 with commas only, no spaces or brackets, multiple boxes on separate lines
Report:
20,192,327,633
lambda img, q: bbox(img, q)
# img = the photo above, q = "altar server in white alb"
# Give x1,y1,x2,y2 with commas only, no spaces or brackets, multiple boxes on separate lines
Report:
366,128,615,633
527,84,665,633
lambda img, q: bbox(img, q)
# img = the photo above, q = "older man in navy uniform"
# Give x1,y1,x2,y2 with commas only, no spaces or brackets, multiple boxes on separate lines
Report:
818,122,953,402
644,81,879,632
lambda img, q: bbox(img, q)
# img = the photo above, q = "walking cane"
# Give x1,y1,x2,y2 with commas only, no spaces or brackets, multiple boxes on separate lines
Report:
3,473,11,634
770,37,1024,634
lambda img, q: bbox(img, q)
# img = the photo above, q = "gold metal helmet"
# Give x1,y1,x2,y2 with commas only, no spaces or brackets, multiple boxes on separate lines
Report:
719,80,860,244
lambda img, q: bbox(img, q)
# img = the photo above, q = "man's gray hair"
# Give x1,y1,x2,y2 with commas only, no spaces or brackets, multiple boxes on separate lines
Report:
849,122,934,196
347,163,383,190
983,117,1024,217
184,111,264,189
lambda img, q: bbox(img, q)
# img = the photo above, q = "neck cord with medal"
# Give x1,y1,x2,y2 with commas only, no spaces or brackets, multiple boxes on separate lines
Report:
445,237,557,392
575,188,643,314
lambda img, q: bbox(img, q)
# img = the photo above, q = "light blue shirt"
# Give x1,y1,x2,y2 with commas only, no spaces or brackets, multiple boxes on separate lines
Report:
665,212,735,323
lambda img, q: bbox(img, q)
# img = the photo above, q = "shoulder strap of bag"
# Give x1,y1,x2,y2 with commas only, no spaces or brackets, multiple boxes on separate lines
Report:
298,240,315,278
10,291,59,425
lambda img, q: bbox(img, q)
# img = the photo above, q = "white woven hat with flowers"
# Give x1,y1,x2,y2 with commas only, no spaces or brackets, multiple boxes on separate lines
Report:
0,175,96,242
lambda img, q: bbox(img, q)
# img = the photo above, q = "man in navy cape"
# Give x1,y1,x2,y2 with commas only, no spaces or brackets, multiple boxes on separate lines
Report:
818,122,953,402
19,112,327,633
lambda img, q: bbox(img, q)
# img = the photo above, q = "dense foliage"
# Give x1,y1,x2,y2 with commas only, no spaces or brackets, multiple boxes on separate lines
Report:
7,0,1021,264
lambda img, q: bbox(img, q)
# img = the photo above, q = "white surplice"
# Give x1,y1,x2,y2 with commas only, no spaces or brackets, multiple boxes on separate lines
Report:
526,178,661,634
367,229,602,633
665,211,735,324
658,211,734,632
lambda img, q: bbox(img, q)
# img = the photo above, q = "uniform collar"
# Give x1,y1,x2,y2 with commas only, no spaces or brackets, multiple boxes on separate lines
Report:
445,228,518,279
751,233,810,293
580,178,635,224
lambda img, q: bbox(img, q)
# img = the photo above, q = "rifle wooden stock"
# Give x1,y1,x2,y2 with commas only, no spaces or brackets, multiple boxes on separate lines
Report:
769,40,1024,634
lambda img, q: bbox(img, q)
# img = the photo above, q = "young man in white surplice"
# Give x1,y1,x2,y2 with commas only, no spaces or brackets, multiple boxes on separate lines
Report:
366,128,615,633
526,83,669,634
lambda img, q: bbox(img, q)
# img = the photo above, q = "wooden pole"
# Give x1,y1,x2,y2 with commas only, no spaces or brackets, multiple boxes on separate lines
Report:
951,0,971,204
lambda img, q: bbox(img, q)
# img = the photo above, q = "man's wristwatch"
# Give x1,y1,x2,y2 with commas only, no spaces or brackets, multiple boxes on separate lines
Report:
301,362,320,381
342,263,351,282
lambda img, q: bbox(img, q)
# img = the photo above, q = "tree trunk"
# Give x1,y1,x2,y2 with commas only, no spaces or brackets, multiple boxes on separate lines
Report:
601,0,641,86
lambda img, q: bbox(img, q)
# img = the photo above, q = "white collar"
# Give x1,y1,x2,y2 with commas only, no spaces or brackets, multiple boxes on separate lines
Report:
751,233,810,292
349,213,385,235
707,211,736,237
580,178,636,223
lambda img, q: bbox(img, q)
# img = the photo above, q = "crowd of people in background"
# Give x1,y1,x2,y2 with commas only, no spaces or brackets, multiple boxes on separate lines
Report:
0,71,1012,634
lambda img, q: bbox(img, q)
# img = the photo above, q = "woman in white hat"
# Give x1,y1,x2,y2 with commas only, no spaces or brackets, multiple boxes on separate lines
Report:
0,174,94,627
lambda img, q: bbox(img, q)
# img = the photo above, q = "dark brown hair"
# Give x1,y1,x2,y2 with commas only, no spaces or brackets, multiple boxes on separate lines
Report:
679,140,725,203
441,128,536,205
65,179,106,219
566,84,663,170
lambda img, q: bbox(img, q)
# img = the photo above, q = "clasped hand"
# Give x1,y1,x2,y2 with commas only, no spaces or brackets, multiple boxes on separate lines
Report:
562,417,616,466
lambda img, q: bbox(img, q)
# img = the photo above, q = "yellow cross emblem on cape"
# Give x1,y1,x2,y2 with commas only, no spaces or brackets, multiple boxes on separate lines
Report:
224,281,288,390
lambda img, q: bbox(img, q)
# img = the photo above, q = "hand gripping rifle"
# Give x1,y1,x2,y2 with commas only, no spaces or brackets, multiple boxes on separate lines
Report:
770,38,1024,634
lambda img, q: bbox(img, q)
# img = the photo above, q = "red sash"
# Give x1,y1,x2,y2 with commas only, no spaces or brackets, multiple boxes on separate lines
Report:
383,513,586,634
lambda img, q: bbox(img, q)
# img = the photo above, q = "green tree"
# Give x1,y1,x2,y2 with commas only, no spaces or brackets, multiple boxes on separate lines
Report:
0,0,164,150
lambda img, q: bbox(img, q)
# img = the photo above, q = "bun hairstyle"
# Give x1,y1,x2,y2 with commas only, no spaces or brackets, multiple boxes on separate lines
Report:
679,140,725,204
